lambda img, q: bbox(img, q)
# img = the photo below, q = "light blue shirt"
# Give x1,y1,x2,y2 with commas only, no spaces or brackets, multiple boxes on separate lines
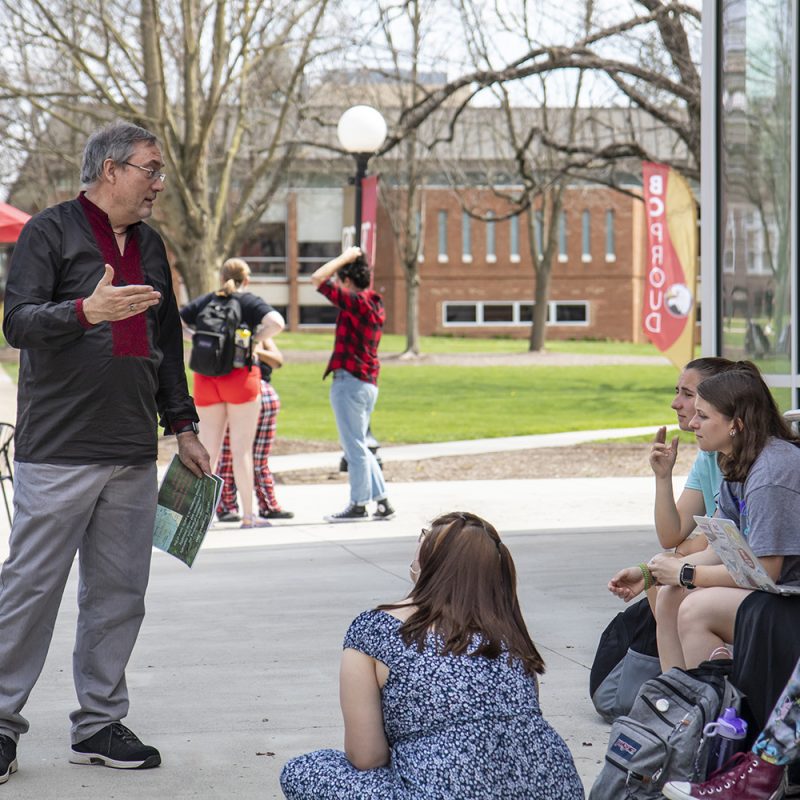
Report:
684,449,722,515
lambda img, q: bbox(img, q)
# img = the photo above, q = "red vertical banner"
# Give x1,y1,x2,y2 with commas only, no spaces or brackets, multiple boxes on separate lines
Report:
360,175,378,267
641,162,698,370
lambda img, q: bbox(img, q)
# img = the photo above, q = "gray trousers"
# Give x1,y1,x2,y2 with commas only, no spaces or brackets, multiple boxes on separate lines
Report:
0,462,157,744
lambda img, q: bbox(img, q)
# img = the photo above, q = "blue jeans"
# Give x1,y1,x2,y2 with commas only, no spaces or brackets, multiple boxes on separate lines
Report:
330,370,387,505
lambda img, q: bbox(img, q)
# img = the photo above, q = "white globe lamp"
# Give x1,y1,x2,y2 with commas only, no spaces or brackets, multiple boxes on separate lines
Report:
337,105,387,154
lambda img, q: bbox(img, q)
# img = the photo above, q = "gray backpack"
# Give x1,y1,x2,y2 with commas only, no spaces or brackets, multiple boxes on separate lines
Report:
589,662,742,800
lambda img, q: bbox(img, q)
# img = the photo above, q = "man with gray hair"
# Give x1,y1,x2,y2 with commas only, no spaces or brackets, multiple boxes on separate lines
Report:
0,121,210,784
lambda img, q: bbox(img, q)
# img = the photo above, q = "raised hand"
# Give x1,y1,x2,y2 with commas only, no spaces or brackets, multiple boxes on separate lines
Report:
341,245,363,264
649,426,680,480
82,265,162,324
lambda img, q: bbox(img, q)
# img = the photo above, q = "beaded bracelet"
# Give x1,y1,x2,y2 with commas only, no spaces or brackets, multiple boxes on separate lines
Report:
638,562,654,591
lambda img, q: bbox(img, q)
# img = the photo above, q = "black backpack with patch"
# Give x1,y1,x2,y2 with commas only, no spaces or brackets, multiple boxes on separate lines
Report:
590,597,661,722
189,294,244,377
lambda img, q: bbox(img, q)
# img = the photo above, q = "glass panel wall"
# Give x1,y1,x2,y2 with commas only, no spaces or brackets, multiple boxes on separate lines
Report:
719,0,793,380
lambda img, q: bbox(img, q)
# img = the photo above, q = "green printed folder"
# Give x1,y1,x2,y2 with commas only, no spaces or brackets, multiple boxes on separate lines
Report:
153,456,222,567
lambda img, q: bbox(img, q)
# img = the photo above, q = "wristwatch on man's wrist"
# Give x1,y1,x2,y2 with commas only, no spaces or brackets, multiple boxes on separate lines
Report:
679,563,697,590
172,421,199,436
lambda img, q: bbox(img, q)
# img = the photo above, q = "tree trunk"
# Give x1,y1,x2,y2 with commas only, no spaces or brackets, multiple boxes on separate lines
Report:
403,265,421,355
529,261,553,351
176,235,223,299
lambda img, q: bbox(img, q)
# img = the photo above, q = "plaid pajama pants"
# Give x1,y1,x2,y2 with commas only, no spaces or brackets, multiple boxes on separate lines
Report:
216,380,282,515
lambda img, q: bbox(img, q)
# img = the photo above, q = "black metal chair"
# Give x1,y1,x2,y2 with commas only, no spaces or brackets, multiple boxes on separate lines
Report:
0,423,14,526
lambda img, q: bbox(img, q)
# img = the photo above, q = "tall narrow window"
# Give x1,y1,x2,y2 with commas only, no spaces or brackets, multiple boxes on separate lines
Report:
605,209,616,261
582,210,591,261
558,211,567,261
296,188,343,274
510,214,521,262
486,212,496,262
462,211,472,262
534,210,544,261
416,211,424,261
438,210,448,262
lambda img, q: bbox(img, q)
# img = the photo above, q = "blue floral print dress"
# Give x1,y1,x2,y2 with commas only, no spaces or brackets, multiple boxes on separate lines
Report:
280,609,584,799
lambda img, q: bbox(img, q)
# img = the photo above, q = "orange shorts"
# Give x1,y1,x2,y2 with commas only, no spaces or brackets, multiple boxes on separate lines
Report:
193,366,261,406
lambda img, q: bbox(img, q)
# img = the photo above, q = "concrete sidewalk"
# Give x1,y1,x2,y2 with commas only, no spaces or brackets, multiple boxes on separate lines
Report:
0,472,672,799
0,366,677,798
269,424,672,473
4,490,660,799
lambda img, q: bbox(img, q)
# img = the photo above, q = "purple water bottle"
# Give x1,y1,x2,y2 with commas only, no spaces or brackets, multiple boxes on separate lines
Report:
703,707,748,774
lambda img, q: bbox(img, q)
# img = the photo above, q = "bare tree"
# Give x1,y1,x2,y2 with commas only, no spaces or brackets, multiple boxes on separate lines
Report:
440,0,595,351
384,0,701,182
372,0,427,357
313,0,457,356
354,0,698,351
0,0,335,296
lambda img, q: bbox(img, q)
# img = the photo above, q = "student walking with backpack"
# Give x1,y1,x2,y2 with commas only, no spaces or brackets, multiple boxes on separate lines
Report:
181,258,284,528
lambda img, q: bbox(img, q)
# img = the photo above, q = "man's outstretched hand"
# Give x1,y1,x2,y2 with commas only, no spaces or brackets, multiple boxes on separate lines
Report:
83,265,161,324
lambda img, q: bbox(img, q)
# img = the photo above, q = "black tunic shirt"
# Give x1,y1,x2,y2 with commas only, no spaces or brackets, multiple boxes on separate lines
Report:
3,195,197,464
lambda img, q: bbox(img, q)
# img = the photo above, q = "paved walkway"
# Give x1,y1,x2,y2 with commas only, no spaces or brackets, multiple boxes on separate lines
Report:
0,365,680,798
270,425,672,473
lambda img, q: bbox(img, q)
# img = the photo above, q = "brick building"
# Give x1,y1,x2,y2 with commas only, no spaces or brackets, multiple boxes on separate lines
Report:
239,178,649,342
234,99,691,343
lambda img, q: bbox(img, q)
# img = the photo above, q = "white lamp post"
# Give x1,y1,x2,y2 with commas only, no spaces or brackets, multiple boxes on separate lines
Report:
336,105,387,473
336,105,387,246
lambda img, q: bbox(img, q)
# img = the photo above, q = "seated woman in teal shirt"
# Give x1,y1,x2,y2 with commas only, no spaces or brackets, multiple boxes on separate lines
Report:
649,357,736,554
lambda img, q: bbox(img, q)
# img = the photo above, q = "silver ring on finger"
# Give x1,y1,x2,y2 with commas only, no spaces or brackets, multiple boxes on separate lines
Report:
129,303,135,312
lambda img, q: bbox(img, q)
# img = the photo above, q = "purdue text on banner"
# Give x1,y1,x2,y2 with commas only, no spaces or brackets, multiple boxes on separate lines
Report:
641,162,698,370
153,455,222,568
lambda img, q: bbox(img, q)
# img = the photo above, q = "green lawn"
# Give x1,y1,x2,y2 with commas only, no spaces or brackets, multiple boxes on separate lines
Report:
0,330,687,443
265,363,679,443
1,345,679,443
278,331,667,357
4,329,796,442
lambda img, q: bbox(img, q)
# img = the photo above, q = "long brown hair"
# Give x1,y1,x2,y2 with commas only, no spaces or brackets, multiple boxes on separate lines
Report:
378,512,545,677
696,361,799,482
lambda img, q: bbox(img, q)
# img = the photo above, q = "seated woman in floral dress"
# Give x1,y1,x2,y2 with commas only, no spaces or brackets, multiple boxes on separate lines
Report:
280,511,584,800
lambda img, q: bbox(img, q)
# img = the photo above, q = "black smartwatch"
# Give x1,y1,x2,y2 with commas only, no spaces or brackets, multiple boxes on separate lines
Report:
173,421,199,436
679,563,697,590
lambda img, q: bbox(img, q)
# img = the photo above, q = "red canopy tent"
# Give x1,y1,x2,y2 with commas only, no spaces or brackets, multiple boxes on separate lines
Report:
0,202,31,244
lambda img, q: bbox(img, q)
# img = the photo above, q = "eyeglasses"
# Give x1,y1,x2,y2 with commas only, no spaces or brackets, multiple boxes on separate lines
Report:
409,528,430,578
123,161,167,183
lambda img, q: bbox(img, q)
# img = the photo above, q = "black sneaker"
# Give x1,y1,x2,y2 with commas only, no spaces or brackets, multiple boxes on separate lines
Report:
324,503,368,523
217,511,241,523
0,734,17,785
262,509,294,519
70,723,161,770
373,499,396,521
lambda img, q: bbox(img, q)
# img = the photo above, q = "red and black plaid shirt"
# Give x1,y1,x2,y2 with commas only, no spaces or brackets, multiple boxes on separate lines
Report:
318,279,384,384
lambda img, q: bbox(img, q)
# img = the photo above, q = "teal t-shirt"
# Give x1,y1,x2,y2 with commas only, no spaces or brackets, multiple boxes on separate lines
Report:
684,449,722,515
